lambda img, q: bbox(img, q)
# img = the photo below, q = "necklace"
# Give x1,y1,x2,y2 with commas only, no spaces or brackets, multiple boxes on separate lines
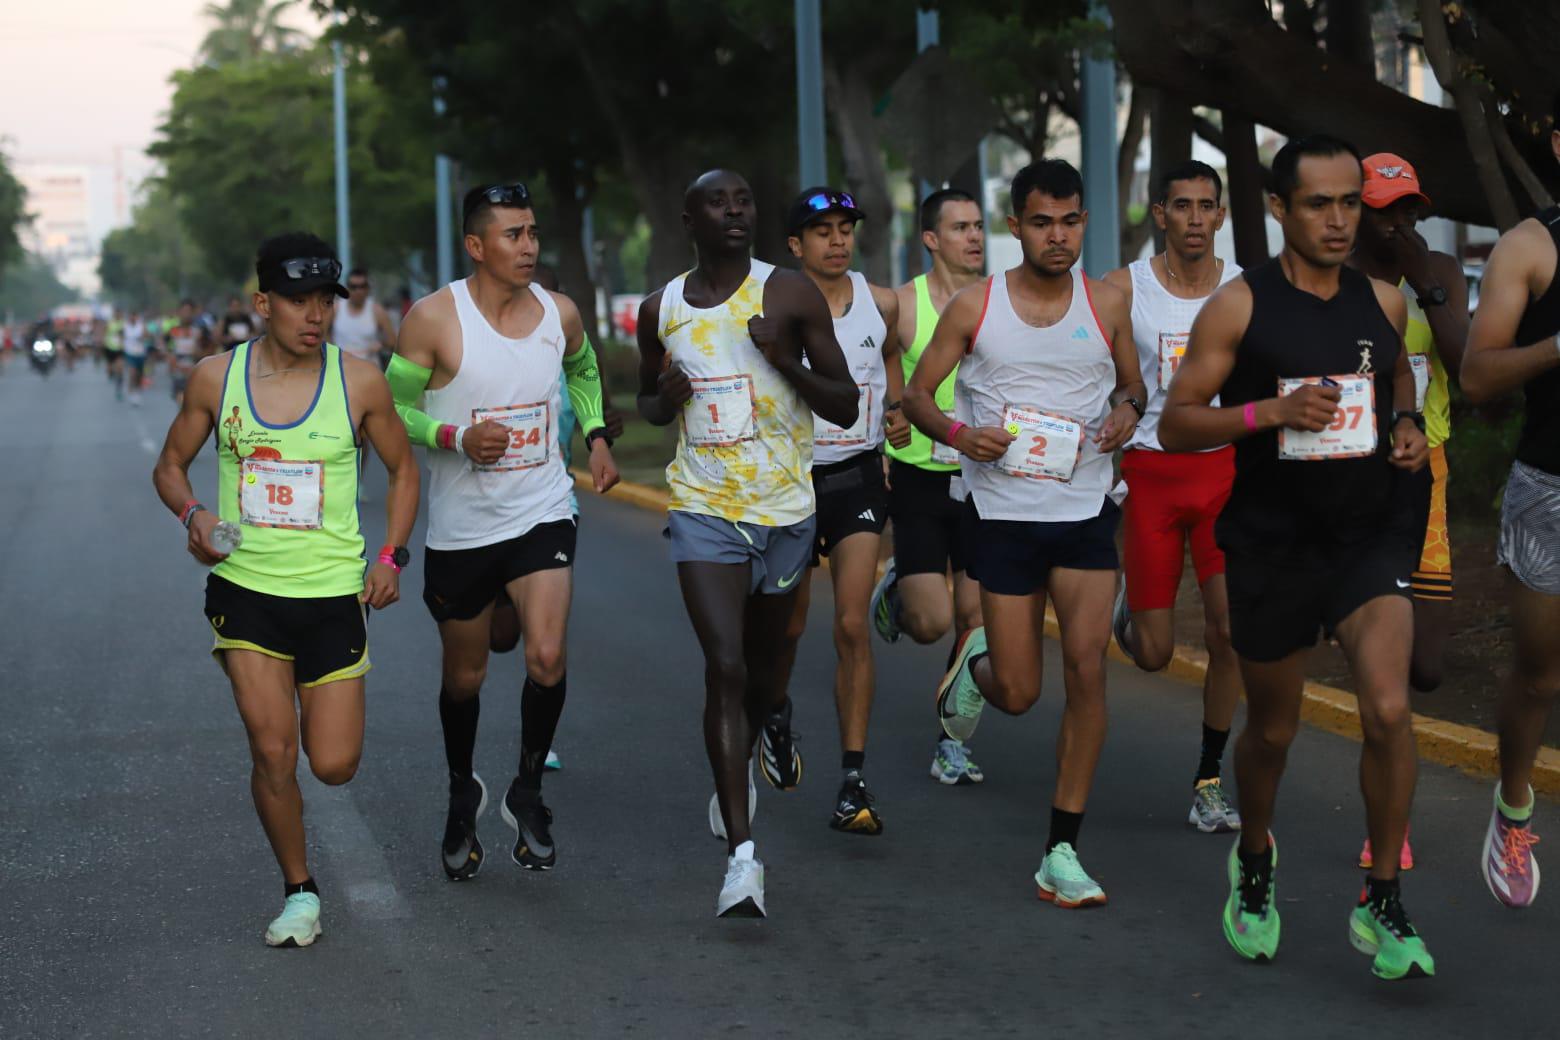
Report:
1163,253,1223,294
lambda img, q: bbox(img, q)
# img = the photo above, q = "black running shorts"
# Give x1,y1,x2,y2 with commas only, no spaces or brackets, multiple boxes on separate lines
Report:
811,452,889,565
204,573,369,687
887,460,970,576
423,519,577,623
965,497,1121,596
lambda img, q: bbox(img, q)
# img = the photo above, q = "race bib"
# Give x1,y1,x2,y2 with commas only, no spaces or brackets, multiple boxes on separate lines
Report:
473,402,552,471
240,458,324,529
931,409,960,465
996,405,1085,482
686,375,757,447
815,382,872,447
1408,354,1430,412
1158,332,1189,391
1277,375,1377,460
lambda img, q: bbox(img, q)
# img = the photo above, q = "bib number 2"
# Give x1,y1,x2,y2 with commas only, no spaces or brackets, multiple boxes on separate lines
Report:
996,405,1084,482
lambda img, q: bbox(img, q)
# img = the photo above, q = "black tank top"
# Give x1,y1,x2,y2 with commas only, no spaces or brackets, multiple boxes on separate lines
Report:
1512,207,1560,475
1216,258,1409,550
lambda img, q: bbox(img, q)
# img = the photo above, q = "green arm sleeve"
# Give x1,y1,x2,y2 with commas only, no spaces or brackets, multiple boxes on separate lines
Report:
562,333,606,437
385,353,445,448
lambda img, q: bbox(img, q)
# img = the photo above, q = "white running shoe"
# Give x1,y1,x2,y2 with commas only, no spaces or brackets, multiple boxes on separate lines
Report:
709,762,758,840
1035,843,1107,908
717,846,766,918
264,892,322,948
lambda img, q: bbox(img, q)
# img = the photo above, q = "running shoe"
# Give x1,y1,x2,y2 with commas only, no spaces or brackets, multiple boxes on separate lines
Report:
759,699,803,790
935,627,987,743
500,780,556,870
1111,574,1138,666
717,850,766,918
930,737,985,785
709,761,758,841
1188,778,1241,833
440,772,488,881
869,557,903,644
544,749,562,771
1357,825,1413,871
1481,790,1541,908
830,774,883,835
1035,843,1107,908
1222,836,1280,963
1349,888,1435,980
264,892,322,948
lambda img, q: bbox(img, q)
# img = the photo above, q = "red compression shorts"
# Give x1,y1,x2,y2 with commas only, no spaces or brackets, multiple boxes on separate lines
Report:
1121,446,1235,613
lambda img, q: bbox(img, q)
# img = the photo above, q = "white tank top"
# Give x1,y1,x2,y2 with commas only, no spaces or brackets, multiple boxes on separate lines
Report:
1125,256,1241,452
659,258,815,526
122,318,149,357
333,298,381,361
421,278,575,550
955,266,1115,522
811,271,888,466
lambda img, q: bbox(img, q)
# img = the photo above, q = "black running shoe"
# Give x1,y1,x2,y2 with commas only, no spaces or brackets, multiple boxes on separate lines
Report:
441,773,488,881
500,779,556,870
830,774,883,835
759,699,803,790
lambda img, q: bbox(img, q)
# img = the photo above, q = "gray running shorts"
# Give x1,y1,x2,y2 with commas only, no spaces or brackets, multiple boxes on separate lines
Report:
1497,460,1560,595
665,510,816,595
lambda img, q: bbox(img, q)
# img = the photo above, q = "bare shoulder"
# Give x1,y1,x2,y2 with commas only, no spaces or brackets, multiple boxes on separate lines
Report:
867,281,899,321
1368,275,1409,325
341,351,389,394
1100,264,1134,300
546,289,584,337
402,286,454,332
637,287,664,322
187,349,234,408
1194,276,1254,333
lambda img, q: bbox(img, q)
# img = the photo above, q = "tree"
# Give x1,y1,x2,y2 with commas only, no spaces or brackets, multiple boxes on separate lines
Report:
0,146,29,286
200,0,304,66
99,179,226,310
0,253,75,319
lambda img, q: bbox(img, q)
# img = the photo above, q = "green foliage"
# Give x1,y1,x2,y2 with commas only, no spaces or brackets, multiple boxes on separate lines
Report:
200,0,305,66
1446,391,1525,522
0,146,28,279
99,180,226,311
0,253,75,319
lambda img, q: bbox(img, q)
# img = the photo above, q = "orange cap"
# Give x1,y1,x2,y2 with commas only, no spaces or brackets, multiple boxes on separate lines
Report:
1361,153,1431,210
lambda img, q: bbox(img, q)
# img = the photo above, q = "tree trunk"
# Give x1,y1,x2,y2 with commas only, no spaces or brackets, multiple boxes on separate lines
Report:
1222,110,1269,267
541,158,599,342
1118,83,1151,262
1148,90,1193,253
824,59,893,284
1323,0,1375,69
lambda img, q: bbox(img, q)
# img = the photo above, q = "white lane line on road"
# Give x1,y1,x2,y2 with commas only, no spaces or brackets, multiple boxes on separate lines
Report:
301,773,411,921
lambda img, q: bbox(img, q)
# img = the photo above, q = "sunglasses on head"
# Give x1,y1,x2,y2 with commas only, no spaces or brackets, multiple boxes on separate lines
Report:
802,190,857,214
277,257,342,282
466,183,532,223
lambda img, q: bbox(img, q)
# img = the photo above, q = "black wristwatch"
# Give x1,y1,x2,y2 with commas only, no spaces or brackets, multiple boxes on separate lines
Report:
585,426,614,450
391,545,411,568
1124,395,1146,419
1392,410,1426,433
1415,286,1448,308
884,400,902,414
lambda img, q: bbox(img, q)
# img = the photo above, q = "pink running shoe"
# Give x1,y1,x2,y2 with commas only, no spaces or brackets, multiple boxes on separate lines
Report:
1482,794,1541,908
1358,826,1415,871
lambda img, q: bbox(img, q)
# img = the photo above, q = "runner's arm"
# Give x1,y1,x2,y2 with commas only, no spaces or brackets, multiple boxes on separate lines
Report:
1422,252,1470,376
349,358,419,608
151,354,229,564
1461,224,1560,403
635,290,689,426
754,271,857,429
1375,282,1429,470
385,297,463,451
555,292,605,438
903,282,1010,461
1095,279,1146,451
874,284,912,449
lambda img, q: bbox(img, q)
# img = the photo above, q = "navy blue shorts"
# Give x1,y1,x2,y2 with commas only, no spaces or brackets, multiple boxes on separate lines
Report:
966,497,1120,596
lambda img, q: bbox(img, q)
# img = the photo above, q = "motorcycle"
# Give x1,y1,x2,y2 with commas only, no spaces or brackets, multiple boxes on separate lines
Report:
30,339,56,376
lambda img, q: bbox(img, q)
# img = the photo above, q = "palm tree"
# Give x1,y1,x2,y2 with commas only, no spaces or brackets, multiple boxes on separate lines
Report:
198,0,305,66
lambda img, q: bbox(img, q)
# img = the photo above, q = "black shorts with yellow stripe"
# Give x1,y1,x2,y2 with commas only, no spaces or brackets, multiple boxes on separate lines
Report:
204,573,370,687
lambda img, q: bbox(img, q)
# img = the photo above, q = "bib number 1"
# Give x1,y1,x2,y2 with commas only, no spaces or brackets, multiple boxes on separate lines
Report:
685,374,757,447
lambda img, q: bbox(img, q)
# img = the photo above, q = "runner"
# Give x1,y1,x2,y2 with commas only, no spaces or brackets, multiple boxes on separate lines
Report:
1460,99,1560,910
330,268,396,368
1160,135,1434,979
121,311,151,406
906,159,1145,908
151,232,420,947
221,296,257,351
871,187,990,787
1347,151,1470,872
388,183,619,883
165,298,214,405
103,310,124,398
780,186,904,835
1102,160,1243,835
635,168,856,916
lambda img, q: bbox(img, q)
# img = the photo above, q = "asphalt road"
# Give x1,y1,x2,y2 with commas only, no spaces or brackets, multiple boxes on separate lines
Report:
1,360,1552,1038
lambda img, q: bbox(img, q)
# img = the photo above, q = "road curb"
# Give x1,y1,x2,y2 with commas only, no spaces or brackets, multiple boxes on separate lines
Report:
579,471,1560,797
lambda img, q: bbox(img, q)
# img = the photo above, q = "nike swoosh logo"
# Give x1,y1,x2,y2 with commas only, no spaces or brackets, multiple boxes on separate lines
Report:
1395,580,1411,589
665,318,693,335
776,571,801,589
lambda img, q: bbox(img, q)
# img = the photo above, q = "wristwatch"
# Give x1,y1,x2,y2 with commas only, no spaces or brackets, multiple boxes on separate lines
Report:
1415,286,1448,308
1392,410,1426,433
390,545,410,568
585,427,614,450
1124,395,1146,419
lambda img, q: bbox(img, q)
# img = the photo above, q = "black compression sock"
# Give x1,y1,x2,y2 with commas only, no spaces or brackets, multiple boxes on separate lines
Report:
1046,808,1084,853
842,750,865,772
518,674,567,790
1237,846,1272,879
438,687,479,781
1365,874,1400,906
284,877,319,898
1196,724,1231,783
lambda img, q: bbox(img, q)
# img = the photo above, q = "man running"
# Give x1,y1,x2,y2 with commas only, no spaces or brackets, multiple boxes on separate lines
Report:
152,233,420,947
388,183,619,883
636,169,856,917
103,309,124,396
121,311,150,406
779,186,905,835
1347,151,1469,872
1160,135,1433,980
221,295,257,351
1460,99,1560,910
165,298,214,405
1103,160,1244,835
871,187,990,787
906,159,1145,908
331,268,396,368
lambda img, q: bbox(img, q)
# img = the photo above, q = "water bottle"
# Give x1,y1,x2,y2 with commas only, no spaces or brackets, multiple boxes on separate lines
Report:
211,520,244,555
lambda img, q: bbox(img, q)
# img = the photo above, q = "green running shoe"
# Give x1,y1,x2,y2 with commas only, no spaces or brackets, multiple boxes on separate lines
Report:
264,892,321,948
1035,843,1107,908
935,627,987,743
1349,889,1435,980
869,558,903,644
1222,836,1279,963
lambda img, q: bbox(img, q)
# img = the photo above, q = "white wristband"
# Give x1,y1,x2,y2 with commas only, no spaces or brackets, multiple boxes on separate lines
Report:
452,425,470,458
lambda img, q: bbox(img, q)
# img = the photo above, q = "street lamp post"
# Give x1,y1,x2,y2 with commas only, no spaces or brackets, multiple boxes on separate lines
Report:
795,0,826,188
332,37,352,273
434,78,454,288
1080,1,1119,274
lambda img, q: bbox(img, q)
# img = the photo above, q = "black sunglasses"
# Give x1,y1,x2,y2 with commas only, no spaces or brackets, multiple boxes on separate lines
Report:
465,182,532,223
276,257,342,282
801,190,857,214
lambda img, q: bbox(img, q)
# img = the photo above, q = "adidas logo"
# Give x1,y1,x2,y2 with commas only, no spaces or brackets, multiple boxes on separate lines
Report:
1071,326,1090,341
858,509,875,522
554,552,569,562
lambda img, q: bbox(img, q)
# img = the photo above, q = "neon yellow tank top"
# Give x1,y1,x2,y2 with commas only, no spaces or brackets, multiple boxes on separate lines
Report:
884,274,960,471
213,341,365,597
1401,281,1450,449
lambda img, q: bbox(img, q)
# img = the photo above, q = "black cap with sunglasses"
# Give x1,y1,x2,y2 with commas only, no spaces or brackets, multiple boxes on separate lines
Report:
255,232,348,299
787,186,866,235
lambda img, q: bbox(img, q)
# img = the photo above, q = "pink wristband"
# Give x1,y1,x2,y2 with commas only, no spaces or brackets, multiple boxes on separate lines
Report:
945,421,967,447
377,552,402,574
1242,402,1257,432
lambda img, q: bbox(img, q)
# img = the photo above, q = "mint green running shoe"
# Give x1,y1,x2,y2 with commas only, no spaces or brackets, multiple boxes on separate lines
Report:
935,627,987,743
1035,843,1107,908
1222,836,1279,962
264,892,321,948
1349,889,1435,980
